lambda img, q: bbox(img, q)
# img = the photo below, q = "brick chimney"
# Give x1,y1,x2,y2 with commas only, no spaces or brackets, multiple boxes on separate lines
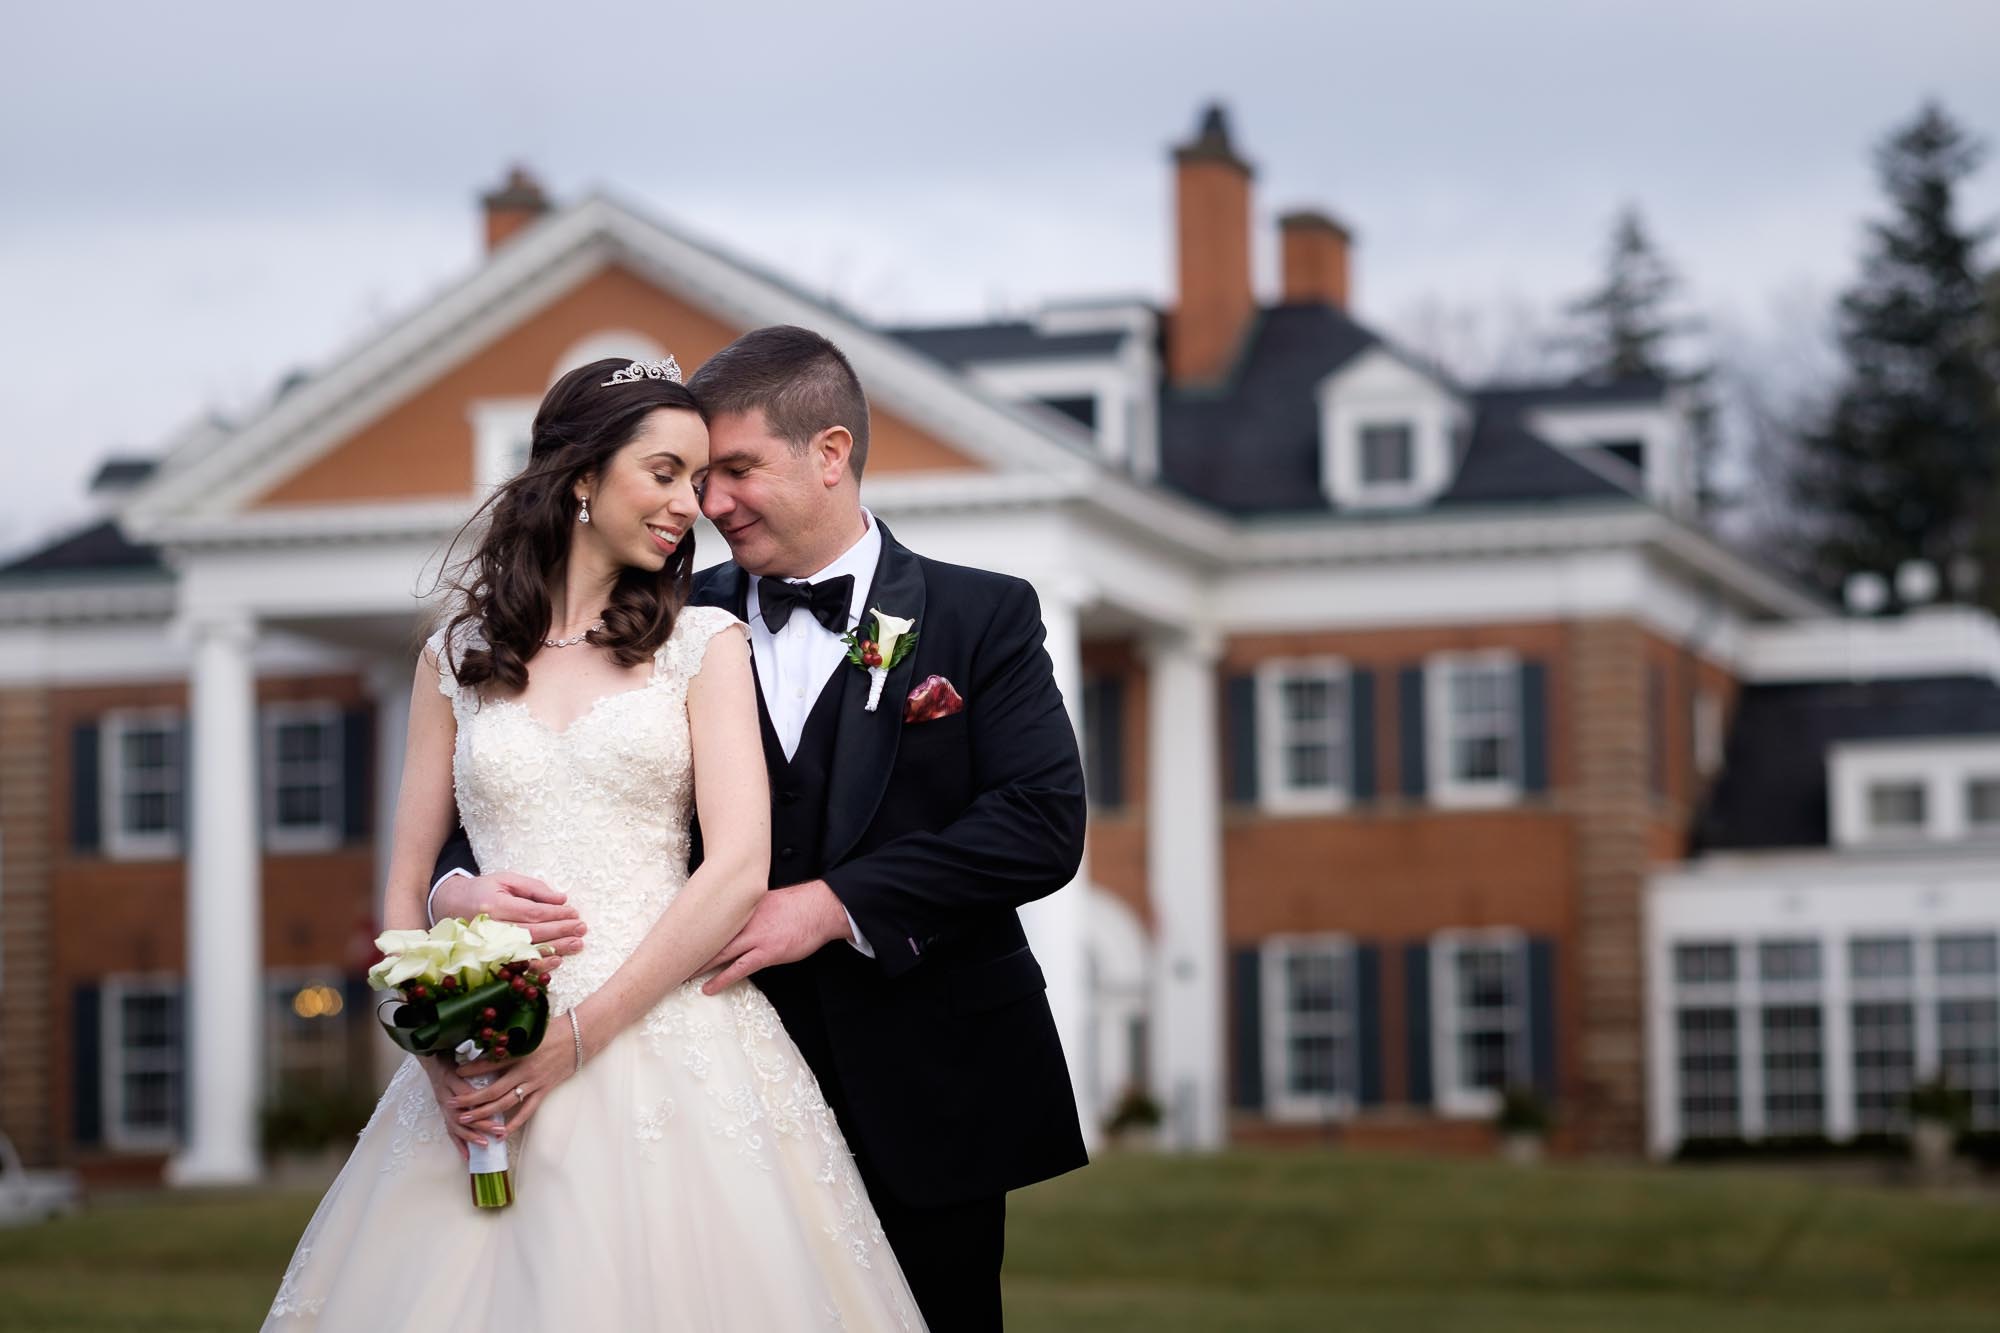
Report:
1170,104,1256,385
1279,210,1353,309
481,166,550,252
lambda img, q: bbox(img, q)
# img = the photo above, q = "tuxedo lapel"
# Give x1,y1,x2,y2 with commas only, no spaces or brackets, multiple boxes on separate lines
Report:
822,521,926,867
691,560,749,620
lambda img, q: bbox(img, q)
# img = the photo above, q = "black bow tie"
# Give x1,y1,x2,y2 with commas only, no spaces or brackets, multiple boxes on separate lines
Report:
757,574,854,635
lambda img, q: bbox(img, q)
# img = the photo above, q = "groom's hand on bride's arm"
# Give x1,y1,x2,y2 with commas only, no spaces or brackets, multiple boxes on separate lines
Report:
430,869,588,974
698,881,851,994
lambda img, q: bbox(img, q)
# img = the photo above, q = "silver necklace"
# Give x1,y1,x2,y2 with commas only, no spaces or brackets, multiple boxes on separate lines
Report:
542,618,604,648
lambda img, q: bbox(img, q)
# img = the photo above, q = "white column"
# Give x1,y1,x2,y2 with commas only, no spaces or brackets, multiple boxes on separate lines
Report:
366,658,414,1089
1143,629,1226,1149
1020,577,1095,1150
365,660,413,919
167,615,264,1186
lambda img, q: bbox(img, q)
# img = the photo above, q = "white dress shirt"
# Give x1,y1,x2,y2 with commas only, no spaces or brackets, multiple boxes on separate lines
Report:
432,511,882,958
744,510,882,958
743,510,882,760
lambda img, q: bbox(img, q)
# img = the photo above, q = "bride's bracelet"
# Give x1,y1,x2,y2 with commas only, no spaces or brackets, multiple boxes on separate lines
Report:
569,1009,585,1074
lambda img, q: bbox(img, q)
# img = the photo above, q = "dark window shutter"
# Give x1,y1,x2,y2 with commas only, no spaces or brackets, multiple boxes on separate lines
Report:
71,723,101,853
1349,670,1377,802
1225,674,1259,805
1397,666,1427,799
1646,664,1668,799
175,717,191,843
1083,678,1126,810
1520,660,1550,794
72,985,102,1146
1527,936,1559,1102
342,707,373,839
1404,941,1433,1107
1231,947,1264,1110
1355,942,1383,1105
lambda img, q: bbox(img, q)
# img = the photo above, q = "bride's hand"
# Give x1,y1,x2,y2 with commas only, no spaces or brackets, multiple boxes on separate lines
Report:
449,1033,575,1139
417,1055,498,1162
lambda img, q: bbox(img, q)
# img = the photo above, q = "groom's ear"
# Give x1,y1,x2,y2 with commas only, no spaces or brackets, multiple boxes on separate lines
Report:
812,426,856,487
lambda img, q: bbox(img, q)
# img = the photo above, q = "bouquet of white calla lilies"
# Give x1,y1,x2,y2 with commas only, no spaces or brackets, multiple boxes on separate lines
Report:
366,915,538,994
368,913,551,1208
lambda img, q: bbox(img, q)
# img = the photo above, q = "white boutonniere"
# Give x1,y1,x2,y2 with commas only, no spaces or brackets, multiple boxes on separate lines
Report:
841,607,918,711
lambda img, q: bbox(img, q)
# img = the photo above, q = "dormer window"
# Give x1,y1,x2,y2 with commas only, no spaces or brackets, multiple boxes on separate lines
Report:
1971,777,2000,832
1829,739,2000,846
1866,781,1926,836
1317,348,1469,510
1359,423,1415,487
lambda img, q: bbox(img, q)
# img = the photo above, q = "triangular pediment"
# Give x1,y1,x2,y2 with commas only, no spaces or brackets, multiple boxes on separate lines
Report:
123,194,1090,538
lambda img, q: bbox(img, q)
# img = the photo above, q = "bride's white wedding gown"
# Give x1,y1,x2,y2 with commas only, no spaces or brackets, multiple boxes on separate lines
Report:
265,606,924,1331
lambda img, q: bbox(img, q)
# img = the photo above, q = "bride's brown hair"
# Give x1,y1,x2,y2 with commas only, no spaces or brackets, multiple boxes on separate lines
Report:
440,357,704,694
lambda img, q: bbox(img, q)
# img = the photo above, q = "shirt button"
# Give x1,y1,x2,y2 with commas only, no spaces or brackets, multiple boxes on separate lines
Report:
780,846,796,859
794,688,804,700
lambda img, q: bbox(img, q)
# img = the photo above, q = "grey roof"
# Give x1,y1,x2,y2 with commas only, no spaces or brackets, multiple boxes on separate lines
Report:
1156,303,1637,515
886,321,1128,368
1437,409,1630,507
1474,377,1671,411
1694,675,2000,851
89,457,158,490
0,519,162,579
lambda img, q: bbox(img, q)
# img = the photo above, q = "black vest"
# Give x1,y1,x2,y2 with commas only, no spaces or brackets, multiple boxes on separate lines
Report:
759,670,848,889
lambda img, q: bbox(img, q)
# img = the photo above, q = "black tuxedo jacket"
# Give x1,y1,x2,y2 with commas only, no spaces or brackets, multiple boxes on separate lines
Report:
433,521,1089,1208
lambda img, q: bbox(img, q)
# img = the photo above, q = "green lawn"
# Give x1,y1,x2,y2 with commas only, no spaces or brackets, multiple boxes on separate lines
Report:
3,1151,1998,1331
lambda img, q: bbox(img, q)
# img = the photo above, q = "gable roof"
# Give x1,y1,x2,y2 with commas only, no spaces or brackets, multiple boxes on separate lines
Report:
1695,675,2000,851
120,192,1105,542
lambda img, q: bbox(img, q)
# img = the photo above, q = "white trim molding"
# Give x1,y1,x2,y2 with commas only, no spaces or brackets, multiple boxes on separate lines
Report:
1829,737,2000,849
1260,933,1360,1123
1429,928,1531,1118
261,700,345,854
1426,650,1523,809
1255,657,1352,815
100,708,184,861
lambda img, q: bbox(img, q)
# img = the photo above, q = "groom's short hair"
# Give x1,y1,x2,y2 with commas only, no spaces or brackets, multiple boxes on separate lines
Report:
689,326,873,479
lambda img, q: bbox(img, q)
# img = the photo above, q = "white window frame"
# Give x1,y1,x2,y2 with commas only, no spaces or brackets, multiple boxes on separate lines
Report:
101,975,182,1152
1431,929,1530,1118
1968,774,2000,836
1317,348,1470,511
1255,658,1351,814
1261,934,1359,1122
100,709,183,861
1828,738,2000,847
1426,651,1522,808
262,701,344,853
469,396,541,490
1668,939,1747,1140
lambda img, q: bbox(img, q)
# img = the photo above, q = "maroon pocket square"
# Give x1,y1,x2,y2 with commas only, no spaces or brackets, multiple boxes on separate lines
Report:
904,674,965,723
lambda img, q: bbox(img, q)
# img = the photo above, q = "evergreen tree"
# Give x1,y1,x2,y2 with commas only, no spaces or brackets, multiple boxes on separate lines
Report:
1559,206,1724,514
1561,206,1691,381
1792,102,2000,609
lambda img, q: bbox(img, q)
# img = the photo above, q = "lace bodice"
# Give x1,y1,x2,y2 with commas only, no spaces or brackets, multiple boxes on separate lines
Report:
428,605,745,1011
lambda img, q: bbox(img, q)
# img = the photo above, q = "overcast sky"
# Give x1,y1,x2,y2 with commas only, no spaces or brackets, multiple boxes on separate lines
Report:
3,0,1997,559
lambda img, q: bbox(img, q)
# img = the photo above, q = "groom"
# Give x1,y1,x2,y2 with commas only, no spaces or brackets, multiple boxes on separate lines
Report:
429,324,1089,1330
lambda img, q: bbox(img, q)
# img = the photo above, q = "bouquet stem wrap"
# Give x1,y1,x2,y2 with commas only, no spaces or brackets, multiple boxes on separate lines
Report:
456,1039,514,1208
368,916,550,1210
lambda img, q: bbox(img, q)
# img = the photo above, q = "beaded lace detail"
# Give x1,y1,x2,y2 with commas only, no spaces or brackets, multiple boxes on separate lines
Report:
397,606,911,1326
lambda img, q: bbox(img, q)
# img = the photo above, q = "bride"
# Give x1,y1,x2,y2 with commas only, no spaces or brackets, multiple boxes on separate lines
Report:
264,356,924,1330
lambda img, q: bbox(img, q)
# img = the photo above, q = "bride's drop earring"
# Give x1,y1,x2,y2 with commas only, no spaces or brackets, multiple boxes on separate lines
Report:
578,495,591,525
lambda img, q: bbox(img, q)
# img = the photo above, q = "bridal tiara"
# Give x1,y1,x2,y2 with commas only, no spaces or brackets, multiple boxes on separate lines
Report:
599,356,684,387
